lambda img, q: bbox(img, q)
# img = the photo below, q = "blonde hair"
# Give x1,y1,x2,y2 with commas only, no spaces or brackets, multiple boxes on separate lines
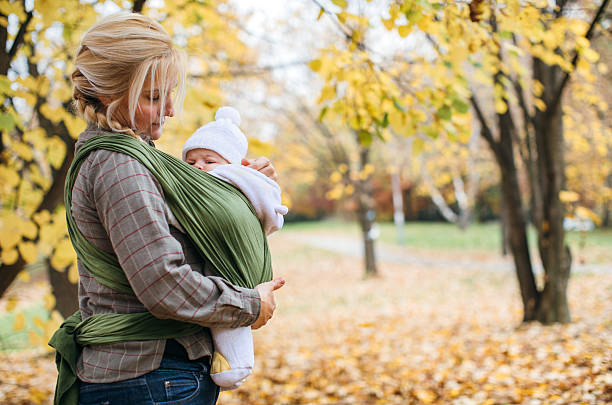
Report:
72,12,186,138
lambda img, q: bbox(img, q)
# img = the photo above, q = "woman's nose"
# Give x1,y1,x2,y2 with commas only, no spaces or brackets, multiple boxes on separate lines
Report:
165,98,174,117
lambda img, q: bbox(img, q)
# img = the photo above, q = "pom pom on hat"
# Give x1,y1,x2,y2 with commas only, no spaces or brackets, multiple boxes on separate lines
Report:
215,106,241,126
182,106,248,164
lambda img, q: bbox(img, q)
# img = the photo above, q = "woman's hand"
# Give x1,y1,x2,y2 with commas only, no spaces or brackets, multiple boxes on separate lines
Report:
241,157,278,181
251,277,285,329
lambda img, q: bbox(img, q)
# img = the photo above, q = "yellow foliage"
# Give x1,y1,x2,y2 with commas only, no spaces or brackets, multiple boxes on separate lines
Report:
46,136,67,169
495,99,508,114
1,248,19,265
560,190,580,203
308,59,322,72
398,25,412,38
68,262,80,284
12,141,34,160
13,312,26,332
580,48,599,63
575,206,601,226
6,297,18,312
50,238,76,270
18,241,38,264
534,98,547,112
0,212,26,249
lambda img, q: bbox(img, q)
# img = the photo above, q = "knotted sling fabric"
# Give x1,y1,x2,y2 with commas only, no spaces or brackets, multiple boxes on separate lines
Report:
49,131,272,405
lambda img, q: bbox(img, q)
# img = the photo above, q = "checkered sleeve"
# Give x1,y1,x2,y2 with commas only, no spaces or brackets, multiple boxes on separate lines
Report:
88,150,260,328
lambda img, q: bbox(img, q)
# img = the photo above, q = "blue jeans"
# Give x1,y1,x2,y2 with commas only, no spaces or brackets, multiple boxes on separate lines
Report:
78,357,219,405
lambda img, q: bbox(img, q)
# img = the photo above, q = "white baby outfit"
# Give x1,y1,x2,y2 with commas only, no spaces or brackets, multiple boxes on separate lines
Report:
182,106,287,389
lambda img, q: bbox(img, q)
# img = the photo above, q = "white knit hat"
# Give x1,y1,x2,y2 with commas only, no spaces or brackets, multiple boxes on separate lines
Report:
182,106,248,164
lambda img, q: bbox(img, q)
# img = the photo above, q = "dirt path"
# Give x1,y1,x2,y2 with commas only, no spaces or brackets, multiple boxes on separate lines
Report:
290,233,612,274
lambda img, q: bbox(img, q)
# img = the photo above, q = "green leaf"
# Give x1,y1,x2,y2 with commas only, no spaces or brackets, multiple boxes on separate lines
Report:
382,112,389,128
452,98,470,114
393,98,407,112
0,113,16,132
318,106,328,121
437,105,452,121
424,125,438,139
358,130,373,147
374,126,385,141
0,76,13,95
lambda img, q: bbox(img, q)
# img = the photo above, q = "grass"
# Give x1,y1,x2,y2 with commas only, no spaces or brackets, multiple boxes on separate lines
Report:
284,219,612,262
0,303,49,352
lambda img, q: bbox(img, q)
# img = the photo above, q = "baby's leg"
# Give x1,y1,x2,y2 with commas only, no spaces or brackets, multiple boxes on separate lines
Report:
210,326,254,389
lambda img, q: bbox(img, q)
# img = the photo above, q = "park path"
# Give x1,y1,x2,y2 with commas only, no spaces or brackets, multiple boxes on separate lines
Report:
289,233,612,274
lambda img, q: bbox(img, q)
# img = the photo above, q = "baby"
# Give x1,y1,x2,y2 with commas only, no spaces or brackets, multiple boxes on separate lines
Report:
182,106,288,389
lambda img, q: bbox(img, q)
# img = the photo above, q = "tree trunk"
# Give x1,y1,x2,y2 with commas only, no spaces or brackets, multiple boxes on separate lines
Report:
47,262,79,318
0,257,27,297
472,93,539,321
603,174,612,227
500,197,509,256
390,171,405,244
497,144,539,321
356,146,378,276
533,59,571,323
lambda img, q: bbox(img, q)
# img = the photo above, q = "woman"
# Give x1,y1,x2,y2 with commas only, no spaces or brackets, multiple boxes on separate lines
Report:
62,12,283,405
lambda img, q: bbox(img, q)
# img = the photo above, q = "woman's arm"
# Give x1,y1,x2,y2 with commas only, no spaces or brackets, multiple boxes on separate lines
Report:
88,150,260,328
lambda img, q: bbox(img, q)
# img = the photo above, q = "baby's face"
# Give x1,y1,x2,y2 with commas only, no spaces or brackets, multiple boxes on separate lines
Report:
184,148,229,172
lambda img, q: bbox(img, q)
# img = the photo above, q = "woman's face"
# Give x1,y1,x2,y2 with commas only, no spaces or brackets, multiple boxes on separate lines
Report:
115,81,175,141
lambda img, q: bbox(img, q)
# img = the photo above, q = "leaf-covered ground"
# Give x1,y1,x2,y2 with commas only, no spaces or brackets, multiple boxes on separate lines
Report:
1,229,610,404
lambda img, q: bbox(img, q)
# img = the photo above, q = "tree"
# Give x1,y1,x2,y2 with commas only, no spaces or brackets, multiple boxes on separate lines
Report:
310,0,609,323
0,0,257,344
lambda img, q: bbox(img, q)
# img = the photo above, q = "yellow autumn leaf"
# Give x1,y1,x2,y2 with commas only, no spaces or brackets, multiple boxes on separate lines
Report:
534,98,547,112
46,136,67,170
575,206,601,226
18,241,38,264
1,247,19,265
560,190,580,203
398,25,412,38
43,293,56,311
13,312,26,331
68,262,80,284
308,59,322,72
381,17,394,31
6,297,18,312
50,238,76,270
33,316,45,330
33,210,51,226
495,99,508,114
17,271,31,282
415,389,436,404
581,48,599,63
319,85,337,102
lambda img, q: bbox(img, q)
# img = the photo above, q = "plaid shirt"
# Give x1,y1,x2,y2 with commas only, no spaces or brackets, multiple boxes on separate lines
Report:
71,125,260,383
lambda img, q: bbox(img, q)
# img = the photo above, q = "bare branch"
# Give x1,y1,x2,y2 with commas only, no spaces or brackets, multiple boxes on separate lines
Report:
550,0,610,115
192,59,310,79
470,94,499,157
1,6,34,75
